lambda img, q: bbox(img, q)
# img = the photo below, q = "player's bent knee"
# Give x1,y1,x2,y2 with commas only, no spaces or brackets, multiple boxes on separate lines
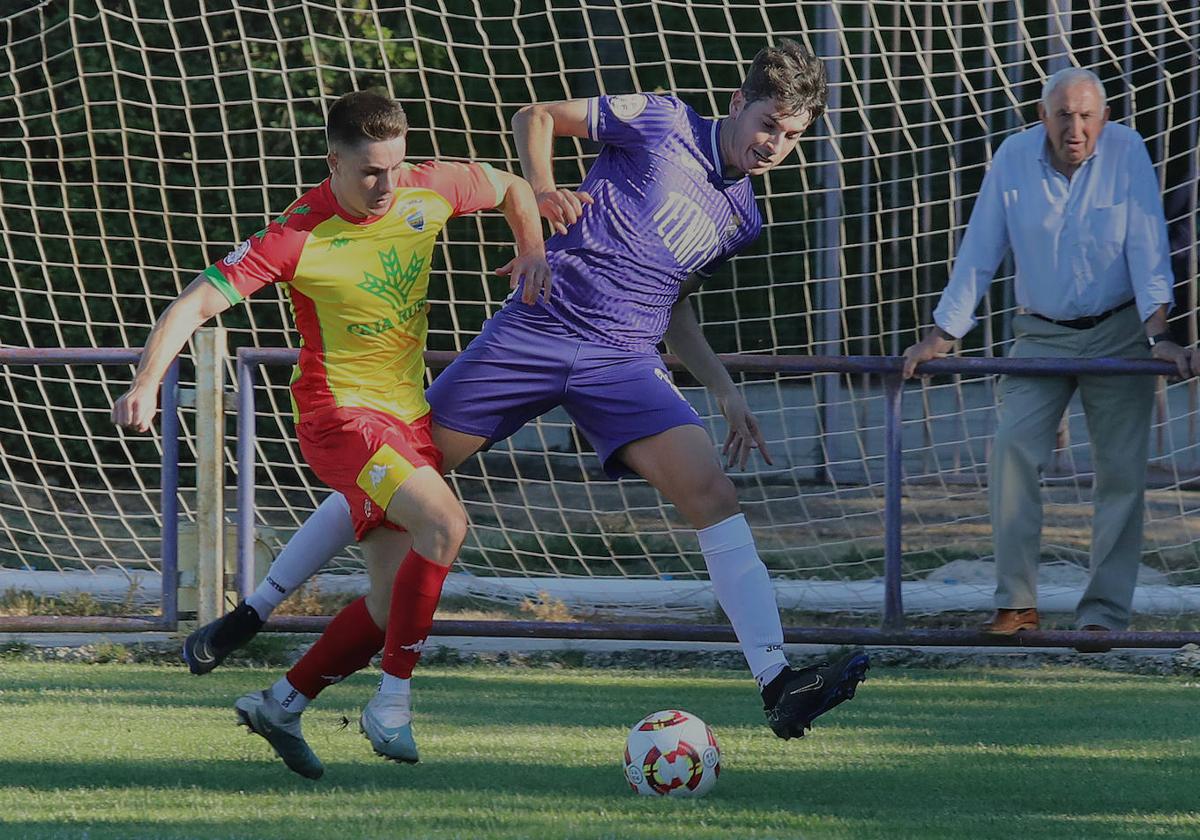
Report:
674,471,740,529
700,479,739,520
411,505,468,567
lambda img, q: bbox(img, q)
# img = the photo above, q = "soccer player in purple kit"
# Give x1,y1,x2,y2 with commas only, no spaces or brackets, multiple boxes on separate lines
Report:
188,40,869,773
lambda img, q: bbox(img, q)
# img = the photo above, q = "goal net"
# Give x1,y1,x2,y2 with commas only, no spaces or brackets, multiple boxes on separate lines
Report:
2,0,1199,625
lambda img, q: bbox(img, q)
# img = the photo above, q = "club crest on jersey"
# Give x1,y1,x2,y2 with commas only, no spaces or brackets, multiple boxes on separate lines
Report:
222,239,251,266
609,93,649,122
395,198,426,232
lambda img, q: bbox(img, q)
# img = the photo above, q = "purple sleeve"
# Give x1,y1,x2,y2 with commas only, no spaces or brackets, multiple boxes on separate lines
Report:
587,94,685,149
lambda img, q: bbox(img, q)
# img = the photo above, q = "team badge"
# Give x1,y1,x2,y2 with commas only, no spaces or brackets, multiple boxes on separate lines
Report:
609,94,649,122
395,199,426,231
222,239,251,266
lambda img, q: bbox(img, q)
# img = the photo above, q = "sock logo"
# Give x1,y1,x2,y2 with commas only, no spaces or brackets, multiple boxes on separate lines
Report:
399,638,426,654
279,689,300,710
765,644,784,653
266,575,286,595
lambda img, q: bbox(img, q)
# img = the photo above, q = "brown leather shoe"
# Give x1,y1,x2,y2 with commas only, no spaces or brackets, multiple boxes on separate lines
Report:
1074,624,1113,654
982,608,1040,634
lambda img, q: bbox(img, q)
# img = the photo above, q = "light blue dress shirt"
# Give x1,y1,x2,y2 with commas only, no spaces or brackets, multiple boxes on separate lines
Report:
933,122,1173,338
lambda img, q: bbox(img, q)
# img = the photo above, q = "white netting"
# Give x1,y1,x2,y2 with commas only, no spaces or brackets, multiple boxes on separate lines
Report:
2,1,1199,620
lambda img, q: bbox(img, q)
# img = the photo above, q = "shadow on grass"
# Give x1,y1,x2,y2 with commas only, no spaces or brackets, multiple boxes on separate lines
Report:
4,665,1198,753
2,746,1198,834
4,663,1200,840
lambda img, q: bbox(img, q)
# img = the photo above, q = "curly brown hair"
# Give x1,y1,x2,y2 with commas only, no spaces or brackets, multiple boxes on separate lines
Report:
740,38,828,123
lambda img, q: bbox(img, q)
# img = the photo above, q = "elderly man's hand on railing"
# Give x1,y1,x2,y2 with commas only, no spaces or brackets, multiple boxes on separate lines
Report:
901,326,958,379
1151,338,1192,379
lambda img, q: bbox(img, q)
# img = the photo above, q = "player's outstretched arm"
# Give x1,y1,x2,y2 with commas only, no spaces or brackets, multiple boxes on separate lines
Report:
664,291,772,470
112,275,233,432
512,100,593,235
489,170,552,304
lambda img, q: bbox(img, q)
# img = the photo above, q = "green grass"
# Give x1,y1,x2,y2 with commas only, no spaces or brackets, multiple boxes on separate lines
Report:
0,663,1197,839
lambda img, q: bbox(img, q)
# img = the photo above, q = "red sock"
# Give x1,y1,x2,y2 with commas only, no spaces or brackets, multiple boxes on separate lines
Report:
382,549,450,678
286,596,385,699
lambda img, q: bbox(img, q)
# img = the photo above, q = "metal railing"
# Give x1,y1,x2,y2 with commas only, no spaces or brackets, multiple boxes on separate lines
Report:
235,348,1200,649
3,345,1195,647
0,348,180,632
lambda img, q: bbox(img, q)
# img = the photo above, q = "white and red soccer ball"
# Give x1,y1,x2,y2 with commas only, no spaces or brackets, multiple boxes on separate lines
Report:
623,709,721,797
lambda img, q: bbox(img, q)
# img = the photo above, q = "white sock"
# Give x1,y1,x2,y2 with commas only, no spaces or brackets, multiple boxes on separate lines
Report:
246,493,355,619
697,513,788,689
270,677,309,714
378,674,412,697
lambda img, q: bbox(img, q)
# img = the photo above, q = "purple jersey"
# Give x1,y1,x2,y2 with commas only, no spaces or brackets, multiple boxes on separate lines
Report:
532,93,763,353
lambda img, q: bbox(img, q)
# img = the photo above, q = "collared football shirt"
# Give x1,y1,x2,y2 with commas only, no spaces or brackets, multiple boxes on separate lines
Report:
205,161,503,422
933,122,1173,338
534,93,764,353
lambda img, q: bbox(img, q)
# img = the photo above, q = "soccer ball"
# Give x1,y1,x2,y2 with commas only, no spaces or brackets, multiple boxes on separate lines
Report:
623,709,721,797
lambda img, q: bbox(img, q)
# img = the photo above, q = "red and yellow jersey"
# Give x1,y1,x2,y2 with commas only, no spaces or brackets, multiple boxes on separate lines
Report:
204,161,505,423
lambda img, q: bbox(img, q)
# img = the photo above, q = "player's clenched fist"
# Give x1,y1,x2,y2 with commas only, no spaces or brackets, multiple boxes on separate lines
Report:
536,189,593,236
112,385,158,433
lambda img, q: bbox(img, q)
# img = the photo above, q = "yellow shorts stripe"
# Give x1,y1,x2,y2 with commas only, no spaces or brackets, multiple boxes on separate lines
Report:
355,443,417,510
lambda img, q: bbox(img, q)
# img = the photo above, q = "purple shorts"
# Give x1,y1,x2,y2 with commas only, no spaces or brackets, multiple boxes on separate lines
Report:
427,303,703,478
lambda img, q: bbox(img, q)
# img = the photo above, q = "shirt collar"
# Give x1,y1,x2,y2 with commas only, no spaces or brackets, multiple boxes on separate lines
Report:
709,117,747,188
322,178,391,225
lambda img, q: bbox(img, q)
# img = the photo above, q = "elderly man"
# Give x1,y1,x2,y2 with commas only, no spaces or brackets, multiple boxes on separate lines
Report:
902,67,1185,647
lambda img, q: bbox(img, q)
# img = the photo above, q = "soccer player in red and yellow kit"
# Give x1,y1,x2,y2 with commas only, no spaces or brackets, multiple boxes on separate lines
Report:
112,90,549,778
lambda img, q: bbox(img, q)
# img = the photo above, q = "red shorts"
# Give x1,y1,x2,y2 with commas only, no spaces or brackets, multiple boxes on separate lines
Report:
297,407,443,540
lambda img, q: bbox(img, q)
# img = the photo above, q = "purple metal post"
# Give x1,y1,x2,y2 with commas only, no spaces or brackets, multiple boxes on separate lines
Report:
236,353,257,600
160,359,181,628
0,347,180,632
882,373,904,629
230,351,1183,647
259,616,1200,650
0,348,142,365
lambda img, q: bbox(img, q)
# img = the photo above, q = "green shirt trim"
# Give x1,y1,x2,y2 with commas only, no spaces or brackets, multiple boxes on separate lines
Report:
203,265,244,306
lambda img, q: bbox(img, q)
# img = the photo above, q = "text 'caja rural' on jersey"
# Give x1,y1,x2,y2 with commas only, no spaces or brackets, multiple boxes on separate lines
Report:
536,93,764,354
203,161,505,424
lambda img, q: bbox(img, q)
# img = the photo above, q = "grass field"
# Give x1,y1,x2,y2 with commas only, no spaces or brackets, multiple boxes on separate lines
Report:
0,661,1197,840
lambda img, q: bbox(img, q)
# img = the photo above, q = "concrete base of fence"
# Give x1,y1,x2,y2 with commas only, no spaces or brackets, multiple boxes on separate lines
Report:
7,568,1200,618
